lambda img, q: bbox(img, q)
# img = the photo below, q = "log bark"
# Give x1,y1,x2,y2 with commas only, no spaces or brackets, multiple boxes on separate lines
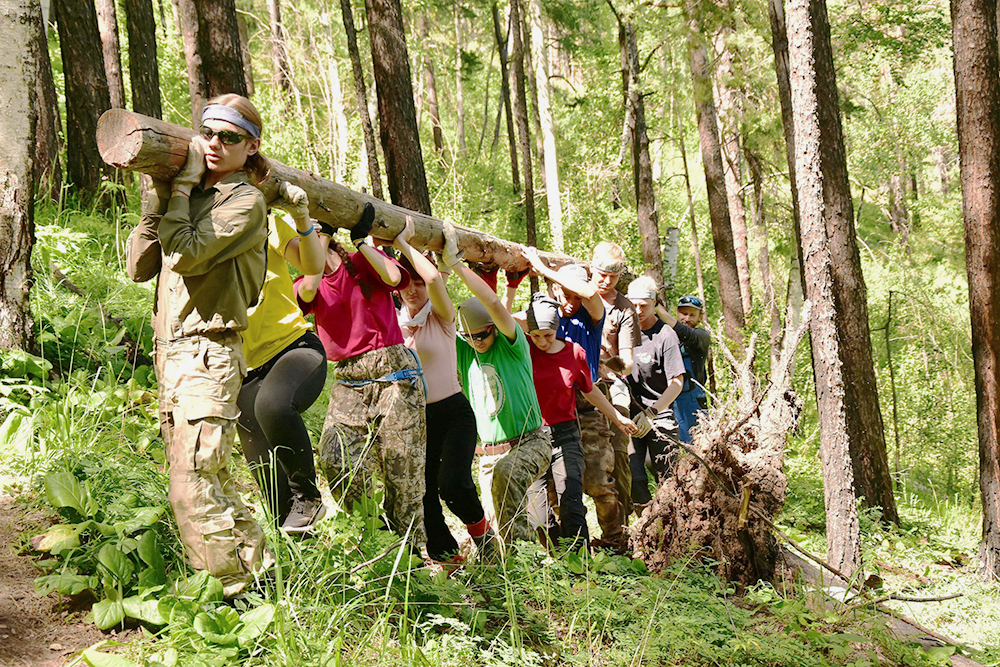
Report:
0,0,38,350
953,0,1000,581
97,109,577,273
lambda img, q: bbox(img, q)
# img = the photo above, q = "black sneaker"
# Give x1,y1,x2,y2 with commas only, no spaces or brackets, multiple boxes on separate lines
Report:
281,496,327,534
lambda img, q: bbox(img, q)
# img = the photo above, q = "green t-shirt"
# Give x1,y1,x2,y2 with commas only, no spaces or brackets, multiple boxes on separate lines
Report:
456,326,542,444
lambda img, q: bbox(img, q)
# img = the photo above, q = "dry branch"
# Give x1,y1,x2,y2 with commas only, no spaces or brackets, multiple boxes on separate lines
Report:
96,109,578,272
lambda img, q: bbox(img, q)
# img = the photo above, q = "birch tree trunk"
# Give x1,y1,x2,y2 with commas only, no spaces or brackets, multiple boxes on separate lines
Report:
531,0,563,252
492,1,520,192
339,0,383,200
0,0,38,350
952,0,1000,581
787,0,861,575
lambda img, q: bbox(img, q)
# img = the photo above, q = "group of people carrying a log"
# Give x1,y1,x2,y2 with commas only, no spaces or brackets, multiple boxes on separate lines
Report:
124,94,710,596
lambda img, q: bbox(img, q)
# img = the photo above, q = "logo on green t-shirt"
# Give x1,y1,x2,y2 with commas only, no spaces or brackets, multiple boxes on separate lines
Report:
468,362,505,418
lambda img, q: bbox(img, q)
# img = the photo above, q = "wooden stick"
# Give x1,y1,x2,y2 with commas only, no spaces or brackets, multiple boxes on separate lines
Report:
96,109,577,272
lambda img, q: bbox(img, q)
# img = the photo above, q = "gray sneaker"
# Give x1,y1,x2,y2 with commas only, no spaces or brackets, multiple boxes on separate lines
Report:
281,496,327,534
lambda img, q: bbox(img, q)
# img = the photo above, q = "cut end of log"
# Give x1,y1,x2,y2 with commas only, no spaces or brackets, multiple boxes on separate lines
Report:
97,109,146,168
97,109,193,181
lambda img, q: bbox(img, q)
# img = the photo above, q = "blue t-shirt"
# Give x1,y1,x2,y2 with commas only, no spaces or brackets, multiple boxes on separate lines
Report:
558,308,605,382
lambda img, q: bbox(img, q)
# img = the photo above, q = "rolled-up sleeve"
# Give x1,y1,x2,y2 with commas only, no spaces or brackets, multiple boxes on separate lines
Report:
158,188,266,276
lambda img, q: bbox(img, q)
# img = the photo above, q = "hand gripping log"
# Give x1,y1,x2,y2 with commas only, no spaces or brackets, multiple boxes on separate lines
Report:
97,109,577,272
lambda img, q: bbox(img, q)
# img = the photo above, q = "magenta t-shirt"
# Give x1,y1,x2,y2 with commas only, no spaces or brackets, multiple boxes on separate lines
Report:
529,339,594,426
295,249,410,362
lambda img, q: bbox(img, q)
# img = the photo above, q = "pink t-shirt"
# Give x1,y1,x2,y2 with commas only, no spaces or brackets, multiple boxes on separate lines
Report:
400,307,463,404
295,249,409,362
529,339,594,426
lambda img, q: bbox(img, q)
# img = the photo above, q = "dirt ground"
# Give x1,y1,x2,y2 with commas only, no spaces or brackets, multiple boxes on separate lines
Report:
0,493,114,667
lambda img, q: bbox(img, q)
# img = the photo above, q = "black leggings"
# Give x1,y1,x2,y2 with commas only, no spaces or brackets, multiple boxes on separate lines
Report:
237,332,327,522
629,424,679,506
423,391,485,559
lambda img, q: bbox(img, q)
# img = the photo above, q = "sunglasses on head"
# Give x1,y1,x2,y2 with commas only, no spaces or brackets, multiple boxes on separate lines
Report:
199,125,250,145
460,325,495,342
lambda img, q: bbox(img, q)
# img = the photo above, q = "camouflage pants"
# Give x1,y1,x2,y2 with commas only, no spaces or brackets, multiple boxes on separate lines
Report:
478,427,552,544
158,333,268,597
319,344,426,544
605,380,634,519
577,392,627,549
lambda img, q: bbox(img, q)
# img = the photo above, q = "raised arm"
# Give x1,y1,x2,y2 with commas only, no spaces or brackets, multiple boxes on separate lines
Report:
451,263,518,341
521,246,604,321
274,182,325,276
394,216,454,322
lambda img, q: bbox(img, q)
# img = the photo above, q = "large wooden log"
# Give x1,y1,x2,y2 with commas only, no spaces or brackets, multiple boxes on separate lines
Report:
96,108,576,271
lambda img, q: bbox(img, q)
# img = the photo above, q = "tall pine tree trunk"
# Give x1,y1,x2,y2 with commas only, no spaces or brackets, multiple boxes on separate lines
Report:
787,0,863,574
34,3,62,203
493,2,520,192
197,0,247,98
96,0,126,110
54,0,115,207
267,0,291,93
339,0,383,200
531,0,563,251
125,0,163,119
365,0,432,214
509,0,537,277
0,0,38,350
685,7,745,345
952,0,1000,581
175,0,206,125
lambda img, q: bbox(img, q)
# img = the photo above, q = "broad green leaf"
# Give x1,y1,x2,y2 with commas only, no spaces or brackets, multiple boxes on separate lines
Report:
138,567,166,589
122,596,166,625
97,543,135,584
160,597,199,625
44,471,88,515
35,573,91,596
33,524,80,553
92,599,125,630
118,506,164,535
236,603,275,646
136,531,165,573
193,609,240,645
565,552,585,575
82,648,140,667
0,410,33,456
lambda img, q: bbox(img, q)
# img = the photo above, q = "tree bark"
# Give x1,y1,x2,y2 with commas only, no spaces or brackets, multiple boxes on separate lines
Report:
685,10,745,345
97,110,581,273
339,0,383,200
0,0,38,350
365,0,431,214
714,29,752,317
125,0,163,119
746,148,781,365
807,0,899,525
96,0,127,110
266,0,291,92
531,0,563,252
509,0,538,287
621,20,665,295
54,0,115,207
34,2,62,203
174,0,206,126
787,0,861,575
197,0,247,99
492,2,520,192
419,15,444,155
952,0,1000,581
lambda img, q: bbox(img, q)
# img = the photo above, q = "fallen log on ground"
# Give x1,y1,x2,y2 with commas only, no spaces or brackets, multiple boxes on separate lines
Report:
630,303,812,588
96,109,576,272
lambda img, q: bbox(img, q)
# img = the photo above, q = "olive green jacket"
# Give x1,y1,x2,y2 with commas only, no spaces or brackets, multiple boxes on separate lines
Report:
126,172,268,341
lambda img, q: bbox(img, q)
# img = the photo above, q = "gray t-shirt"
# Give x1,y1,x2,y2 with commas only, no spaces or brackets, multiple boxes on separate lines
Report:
629,319,687,428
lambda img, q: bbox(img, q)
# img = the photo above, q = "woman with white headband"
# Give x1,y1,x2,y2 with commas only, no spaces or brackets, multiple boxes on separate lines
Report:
126,94,273,596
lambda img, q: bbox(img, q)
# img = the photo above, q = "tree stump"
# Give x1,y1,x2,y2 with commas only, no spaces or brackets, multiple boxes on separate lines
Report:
630,308,810,587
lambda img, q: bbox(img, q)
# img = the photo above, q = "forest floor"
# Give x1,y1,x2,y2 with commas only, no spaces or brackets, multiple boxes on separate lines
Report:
0,481,118,667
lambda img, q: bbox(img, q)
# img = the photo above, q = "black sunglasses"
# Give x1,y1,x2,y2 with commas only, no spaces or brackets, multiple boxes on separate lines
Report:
460,325,495,342
199,125,250,145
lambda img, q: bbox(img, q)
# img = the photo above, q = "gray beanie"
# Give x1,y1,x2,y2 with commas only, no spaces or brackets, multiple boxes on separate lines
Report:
457,297,494,333
526,293,561,332
556,263,590,284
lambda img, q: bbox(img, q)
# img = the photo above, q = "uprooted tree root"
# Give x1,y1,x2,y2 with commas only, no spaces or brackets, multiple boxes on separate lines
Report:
630,308,811,588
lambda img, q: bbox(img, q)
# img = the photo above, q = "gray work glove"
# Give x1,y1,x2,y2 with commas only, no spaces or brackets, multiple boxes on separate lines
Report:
171,137,207,197
442,221,463,268
275,181,310,219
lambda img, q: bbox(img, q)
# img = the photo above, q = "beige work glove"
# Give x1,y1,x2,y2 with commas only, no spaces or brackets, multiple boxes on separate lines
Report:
632,411,653,439
275,181,310,219
442,221,463,268
171,137,207,197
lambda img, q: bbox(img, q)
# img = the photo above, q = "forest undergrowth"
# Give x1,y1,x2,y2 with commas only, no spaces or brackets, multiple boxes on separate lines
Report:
1,194,996,666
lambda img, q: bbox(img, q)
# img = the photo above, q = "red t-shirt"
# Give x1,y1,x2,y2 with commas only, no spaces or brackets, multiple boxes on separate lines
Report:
295,249,410,362
529,339,594,426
